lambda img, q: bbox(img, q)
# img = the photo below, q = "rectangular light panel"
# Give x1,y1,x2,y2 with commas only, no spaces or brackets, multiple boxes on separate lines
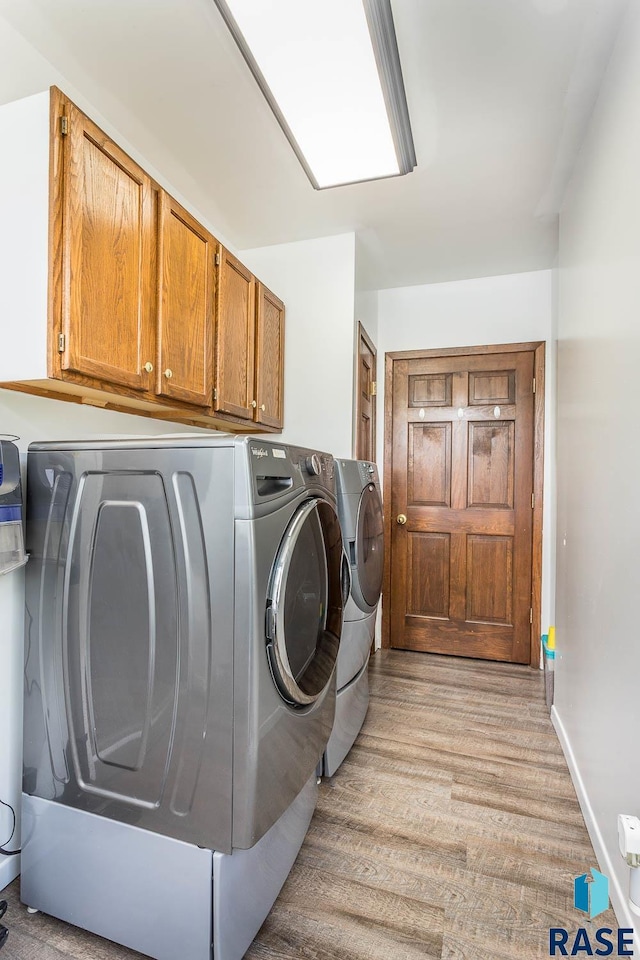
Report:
218,0,403,188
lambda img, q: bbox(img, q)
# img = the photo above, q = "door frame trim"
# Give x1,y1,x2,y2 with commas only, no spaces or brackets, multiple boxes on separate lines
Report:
381,341,545,668
353,322,377,459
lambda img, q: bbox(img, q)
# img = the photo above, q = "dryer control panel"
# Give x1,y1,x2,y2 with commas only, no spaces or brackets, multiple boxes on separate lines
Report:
338,459,379,490
357,460,378,487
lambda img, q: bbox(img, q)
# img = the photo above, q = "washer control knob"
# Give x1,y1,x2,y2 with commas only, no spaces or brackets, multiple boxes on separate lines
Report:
305,454,321,476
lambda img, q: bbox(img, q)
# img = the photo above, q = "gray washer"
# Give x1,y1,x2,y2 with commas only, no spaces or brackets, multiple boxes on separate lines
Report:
22,435,344,959
323,459,384,777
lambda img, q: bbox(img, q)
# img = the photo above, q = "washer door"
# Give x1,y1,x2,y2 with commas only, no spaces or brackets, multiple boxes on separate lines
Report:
354,483,384,608
267,497,343,706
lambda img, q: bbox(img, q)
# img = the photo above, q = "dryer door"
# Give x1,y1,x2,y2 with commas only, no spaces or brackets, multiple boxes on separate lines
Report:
354,483,384,609
267,497,343,706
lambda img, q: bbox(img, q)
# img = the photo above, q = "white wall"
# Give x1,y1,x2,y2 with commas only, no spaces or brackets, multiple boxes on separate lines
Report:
355,290,379,347
555,0,640,942
376,269,556,635
0,15,234,255
241,233,356,459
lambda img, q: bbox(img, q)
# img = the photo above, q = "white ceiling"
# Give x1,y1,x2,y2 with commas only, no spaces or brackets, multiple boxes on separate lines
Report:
0,0,628,290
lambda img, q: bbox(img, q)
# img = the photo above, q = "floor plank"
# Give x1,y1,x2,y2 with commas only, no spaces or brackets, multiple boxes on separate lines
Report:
1,650,613,958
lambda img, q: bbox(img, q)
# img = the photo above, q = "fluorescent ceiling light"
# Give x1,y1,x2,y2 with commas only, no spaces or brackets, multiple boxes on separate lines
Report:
214,0,416,189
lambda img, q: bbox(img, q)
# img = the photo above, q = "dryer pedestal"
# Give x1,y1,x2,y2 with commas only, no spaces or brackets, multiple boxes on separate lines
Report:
322,598,376,778
323,657,370,777
21,776,318,960
336,608,376,688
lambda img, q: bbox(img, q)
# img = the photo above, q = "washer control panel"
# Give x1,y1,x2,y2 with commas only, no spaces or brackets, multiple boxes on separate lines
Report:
248,440,336,500
304,454,321,476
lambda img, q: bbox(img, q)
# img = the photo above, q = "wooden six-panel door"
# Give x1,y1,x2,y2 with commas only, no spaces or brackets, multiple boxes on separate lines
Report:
389,350,535,663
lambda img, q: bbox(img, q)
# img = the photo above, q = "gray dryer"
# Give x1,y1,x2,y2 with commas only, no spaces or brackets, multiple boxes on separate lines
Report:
22,436,344,960
323,459,383,776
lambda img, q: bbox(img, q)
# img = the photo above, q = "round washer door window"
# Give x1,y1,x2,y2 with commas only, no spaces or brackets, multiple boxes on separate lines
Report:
267,497,343,706
355,483,384,608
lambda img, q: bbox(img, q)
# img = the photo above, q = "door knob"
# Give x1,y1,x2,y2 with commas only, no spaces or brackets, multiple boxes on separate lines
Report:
251,400,257,408
164,369,173,379
143,361,153,373
260,404,266,411
397,514,407,525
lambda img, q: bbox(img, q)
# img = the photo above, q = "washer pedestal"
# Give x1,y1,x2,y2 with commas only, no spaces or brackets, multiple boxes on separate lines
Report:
21,776,318,960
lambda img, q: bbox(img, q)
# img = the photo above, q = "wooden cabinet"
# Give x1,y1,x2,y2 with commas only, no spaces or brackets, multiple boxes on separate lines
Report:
60,97,155,393
0,87,285,433
156,192,216,408
214,248,256,421
214,254,285,431
255,282,285,430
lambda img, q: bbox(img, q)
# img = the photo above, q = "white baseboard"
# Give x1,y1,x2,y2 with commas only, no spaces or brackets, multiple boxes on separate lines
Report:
552,705,640,954
0,853,19,893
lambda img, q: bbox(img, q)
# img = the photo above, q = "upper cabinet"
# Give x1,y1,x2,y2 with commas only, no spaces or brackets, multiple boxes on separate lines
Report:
59,97,156,393
0,87,285,433
156,192,216,408
215,249,256,422
214,253,285,431
255,282,285,430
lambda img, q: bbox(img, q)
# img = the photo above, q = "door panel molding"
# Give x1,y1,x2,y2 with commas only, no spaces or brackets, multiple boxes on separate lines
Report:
382,341,545,667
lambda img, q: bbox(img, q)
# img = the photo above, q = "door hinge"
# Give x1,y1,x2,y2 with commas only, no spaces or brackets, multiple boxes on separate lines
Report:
57,333,66,353
215,252,221,266
370,380,377,396
532,377,536,395
529,608,533,625
531,492,535,509
60,115,69,136
213,388,217,401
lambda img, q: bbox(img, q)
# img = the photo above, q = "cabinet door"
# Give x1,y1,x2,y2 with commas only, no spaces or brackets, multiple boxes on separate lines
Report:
61,99,155,391
214,249,256,420
255,282,285,429
156,193,215,408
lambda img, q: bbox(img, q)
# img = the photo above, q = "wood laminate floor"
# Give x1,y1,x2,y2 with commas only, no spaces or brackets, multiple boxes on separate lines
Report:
2,651,612,959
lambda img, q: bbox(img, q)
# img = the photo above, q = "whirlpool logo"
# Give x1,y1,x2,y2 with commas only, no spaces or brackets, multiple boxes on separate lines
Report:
549,868,635,956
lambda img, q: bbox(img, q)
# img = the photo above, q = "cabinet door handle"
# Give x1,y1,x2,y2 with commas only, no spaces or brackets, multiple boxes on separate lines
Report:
396,514,407,525
251,400,257,408
143,361,153,373
260,404,266,412
164,369,173,379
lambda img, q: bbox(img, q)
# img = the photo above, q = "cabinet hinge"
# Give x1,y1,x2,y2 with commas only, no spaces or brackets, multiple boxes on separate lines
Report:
531,492,535,509
57,333,66,353
532,377,536,394
215,252,221,267
530,608,533,625
213,388,217,401
370,380,377,396
60,116,69,136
